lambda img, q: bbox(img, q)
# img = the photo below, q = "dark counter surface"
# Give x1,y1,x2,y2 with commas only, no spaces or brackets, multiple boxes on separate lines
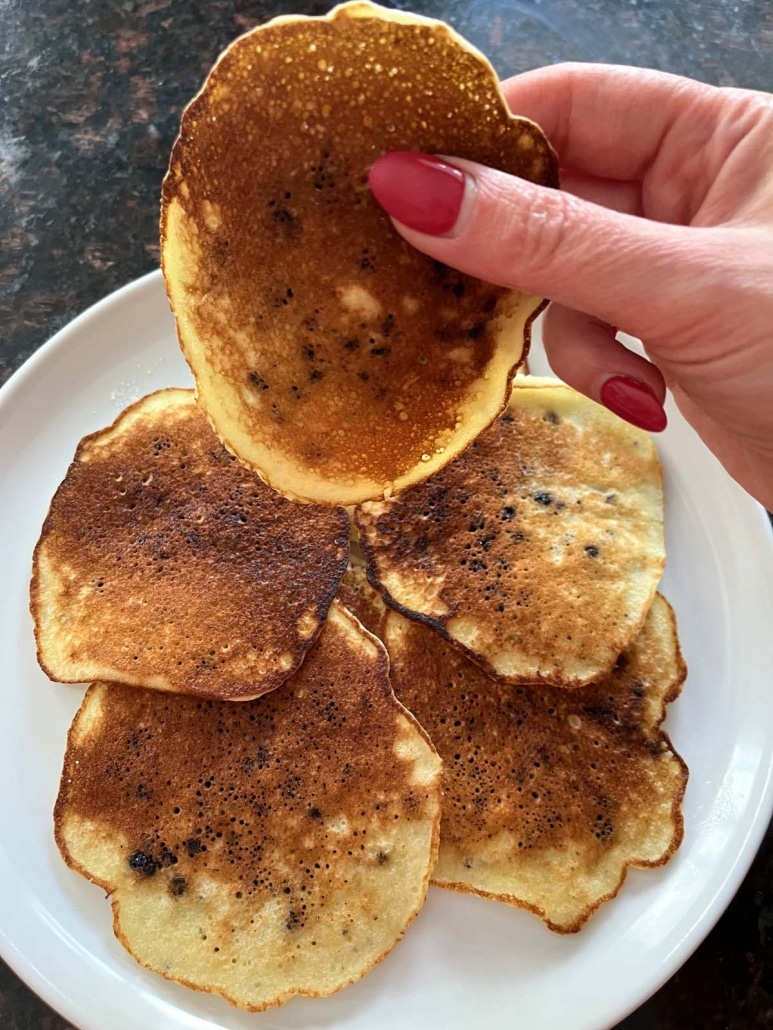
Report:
1,1,771,1027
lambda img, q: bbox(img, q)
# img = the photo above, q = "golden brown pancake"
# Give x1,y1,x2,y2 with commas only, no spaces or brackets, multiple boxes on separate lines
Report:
383,593,687,933
356,378,665,688
161,1,558,504
31,389,349,700
55,601,442,1011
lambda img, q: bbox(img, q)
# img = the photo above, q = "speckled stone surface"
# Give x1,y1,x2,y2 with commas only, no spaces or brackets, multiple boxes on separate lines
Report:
0,1,771,1028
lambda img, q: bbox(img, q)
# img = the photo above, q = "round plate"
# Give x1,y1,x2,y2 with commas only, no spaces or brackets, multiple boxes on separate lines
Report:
1,271,771,1030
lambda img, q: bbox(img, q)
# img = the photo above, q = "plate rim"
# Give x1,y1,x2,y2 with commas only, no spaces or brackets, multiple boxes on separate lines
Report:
1,269,771,1030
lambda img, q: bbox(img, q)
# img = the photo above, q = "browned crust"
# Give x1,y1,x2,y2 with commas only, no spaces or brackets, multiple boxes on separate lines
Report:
429,593,689,933
433,741,687,934
159,1,559,269
356,525,662,692
158,1,557,505
53,606,444,1011
33,554,349,700
30,391,177,683
170,302,544,512
30,393,138,683
340,572,688,943
30,389,350,699
353,410,666,690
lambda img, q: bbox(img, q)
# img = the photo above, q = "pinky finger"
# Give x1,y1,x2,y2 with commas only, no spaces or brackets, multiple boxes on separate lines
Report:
541,303,668,433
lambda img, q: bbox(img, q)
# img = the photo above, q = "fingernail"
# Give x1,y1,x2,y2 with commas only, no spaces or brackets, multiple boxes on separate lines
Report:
368,151,466,236
599,376,668,432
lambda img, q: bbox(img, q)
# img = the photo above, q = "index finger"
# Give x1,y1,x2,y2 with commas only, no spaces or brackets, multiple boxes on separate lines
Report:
501,63,718,181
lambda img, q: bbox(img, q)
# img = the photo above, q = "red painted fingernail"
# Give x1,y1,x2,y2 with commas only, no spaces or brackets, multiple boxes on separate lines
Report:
369,151,465,235
599,376,668,432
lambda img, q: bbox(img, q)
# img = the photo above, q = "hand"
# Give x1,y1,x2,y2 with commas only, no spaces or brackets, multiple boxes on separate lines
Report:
368,64,773,510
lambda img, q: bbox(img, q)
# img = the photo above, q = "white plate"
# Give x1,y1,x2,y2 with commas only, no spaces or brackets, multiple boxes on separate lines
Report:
1,271,772,1030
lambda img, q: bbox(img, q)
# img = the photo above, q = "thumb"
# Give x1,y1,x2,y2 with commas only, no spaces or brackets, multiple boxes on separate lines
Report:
368,151,708,342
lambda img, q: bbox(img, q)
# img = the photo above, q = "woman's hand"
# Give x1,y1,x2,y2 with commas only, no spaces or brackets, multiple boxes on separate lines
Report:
368,64,773,509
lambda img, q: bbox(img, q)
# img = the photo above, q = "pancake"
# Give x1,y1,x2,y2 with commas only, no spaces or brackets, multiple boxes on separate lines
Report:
31,389,349,700
356,378,665,688
54,601,442,1011
161,1,558,505
383,593,688,933
337,554,389,641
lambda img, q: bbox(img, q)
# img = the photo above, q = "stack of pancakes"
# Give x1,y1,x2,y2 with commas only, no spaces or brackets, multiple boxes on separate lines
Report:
29,1,686,1014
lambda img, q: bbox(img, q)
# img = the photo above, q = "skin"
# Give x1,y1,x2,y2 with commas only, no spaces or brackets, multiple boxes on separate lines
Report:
374,65,773,511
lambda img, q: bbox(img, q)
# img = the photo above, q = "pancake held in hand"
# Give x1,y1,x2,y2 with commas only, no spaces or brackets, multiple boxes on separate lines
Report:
54,602,442,1011
356,379,665,688
384,593,687,933
161,1,558,504
31,389,349,700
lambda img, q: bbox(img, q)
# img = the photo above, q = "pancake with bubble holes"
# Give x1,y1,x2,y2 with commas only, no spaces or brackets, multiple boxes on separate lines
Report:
54,600,442,1011
31,389,349,701
382,591,687,933
160,0,558,505
337,542,390,641
356,378,665,688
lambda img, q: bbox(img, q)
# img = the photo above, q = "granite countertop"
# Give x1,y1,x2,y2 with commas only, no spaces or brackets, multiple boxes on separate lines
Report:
1,1,771,1027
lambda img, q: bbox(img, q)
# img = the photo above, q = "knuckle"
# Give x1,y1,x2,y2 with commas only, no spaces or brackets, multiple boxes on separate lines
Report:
486,180,578,292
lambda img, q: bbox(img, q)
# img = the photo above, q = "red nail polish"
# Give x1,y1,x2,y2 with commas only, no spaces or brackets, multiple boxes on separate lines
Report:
368,151,465,235
599,376,667,432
